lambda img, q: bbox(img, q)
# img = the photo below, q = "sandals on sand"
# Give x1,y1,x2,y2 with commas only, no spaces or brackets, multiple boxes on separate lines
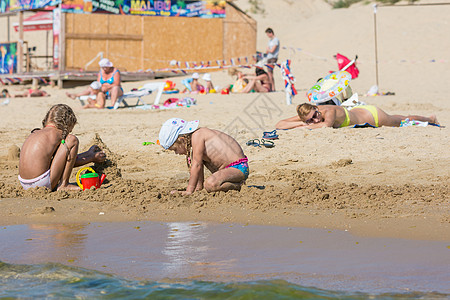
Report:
246,139,275,148
262,130,279,140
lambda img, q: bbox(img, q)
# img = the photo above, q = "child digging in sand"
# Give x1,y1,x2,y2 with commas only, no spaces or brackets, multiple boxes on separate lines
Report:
159,118,249,195
18,104,106,191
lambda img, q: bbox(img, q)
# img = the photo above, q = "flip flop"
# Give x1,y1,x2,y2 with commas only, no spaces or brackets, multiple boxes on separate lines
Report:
246,139,261,147
353,123,377,128
262,130,279,140
260,139,275,148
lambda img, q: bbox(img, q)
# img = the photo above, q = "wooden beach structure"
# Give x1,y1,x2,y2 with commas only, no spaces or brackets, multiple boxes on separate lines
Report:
0,1,256,87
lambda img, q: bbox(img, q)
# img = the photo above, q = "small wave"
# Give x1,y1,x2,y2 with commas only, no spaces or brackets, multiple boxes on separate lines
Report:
0,261,448,299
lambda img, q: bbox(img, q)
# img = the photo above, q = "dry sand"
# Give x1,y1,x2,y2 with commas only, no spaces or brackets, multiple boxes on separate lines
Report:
0,0,449,241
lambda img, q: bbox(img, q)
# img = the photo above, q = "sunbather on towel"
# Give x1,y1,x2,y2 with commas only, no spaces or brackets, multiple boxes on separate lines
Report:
10,87,50,97
66,81,102,109
159,118,249,195
276,103,439,129
18,104,106,191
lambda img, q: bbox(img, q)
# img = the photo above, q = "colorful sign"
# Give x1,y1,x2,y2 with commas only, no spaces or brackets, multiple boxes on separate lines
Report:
0,42,18,74
0,0,8,13
129,0,225,17
0,0,225,16
7,0,59,11
60,0,226,17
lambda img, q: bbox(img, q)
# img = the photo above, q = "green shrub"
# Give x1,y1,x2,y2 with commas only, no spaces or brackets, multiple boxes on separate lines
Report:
248,0,265,14
332,0,361,9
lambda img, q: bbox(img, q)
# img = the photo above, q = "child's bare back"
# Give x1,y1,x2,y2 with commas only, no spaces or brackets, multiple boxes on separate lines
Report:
193,128,245,172
19,127,65,180
159,118,249,195
18,104,106,191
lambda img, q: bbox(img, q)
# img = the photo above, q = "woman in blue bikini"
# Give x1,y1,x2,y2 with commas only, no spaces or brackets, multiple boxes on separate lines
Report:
94,58,123,109
276,103,438,129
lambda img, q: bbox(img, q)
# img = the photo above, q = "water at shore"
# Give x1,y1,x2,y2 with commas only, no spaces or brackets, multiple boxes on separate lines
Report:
0,222,449,298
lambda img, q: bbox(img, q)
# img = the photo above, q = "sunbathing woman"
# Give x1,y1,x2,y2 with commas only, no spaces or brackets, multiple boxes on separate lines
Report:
276,103,439,130
241,67,273,93
10,87,49,97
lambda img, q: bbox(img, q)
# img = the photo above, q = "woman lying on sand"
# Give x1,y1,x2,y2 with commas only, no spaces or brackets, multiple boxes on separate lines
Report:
8,87,49,98
276,103,439,129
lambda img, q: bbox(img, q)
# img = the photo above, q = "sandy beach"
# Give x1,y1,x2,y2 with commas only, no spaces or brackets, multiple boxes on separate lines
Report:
0,0,449,242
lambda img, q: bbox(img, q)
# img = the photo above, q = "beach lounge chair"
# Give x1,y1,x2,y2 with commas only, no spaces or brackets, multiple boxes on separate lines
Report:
112,82,165,110
77,82,165,109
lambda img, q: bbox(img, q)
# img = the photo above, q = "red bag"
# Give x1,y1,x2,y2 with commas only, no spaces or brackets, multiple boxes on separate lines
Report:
336,53,359,79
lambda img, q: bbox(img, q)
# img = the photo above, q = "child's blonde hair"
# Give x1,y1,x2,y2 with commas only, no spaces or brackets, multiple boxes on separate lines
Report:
296,103,317,122
179,133,193,169
228,67,239,77
42,104,77,140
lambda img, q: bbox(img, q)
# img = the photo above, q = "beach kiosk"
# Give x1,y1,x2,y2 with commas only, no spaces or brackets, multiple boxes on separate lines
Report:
0,0,256,86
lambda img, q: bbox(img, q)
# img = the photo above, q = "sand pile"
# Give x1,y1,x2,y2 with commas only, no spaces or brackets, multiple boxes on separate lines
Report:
88,133,123,182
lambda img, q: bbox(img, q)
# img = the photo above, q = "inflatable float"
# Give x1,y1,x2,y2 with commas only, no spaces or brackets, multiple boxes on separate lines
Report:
306,71,352,104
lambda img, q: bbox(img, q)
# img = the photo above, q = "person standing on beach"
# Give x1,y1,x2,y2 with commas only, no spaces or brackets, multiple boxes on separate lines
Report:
265,27,280,91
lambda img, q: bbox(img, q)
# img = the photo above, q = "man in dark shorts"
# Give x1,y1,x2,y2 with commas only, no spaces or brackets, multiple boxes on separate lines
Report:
265,28,280,91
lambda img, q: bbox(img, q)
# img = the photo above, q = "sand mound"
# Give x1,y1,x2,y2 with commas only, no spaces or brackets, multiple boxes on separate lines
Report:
88,133,122,182
2,166,447,222
7,145,20,161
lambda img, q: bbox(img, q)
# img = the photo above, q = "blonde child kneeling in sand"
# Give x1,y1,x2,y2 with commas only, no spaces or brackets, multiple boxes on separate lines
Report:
159,118,249,195
18,104,106,191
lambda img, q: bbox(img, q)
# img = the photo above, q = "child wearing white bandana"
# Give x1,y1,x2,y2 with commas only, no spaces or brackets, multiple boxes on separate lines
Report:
159,118,249,195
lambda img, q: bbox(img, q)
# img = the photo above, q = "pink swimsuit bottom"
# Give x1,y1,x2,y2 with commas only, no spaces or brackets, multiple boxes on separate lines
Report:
225,157,249,179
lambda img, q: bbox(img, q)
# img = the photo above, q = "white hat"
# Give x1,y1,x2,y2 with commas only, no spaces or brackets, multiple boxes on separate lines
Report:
191,72,199,79
202,73,211,81
99,58,113,68
159,118,199,150
90,81,101,90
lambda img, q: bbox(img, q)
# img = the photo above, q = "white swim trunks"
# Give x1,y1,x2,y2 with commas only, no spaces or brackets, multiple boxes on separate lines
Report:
18,169,52,190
